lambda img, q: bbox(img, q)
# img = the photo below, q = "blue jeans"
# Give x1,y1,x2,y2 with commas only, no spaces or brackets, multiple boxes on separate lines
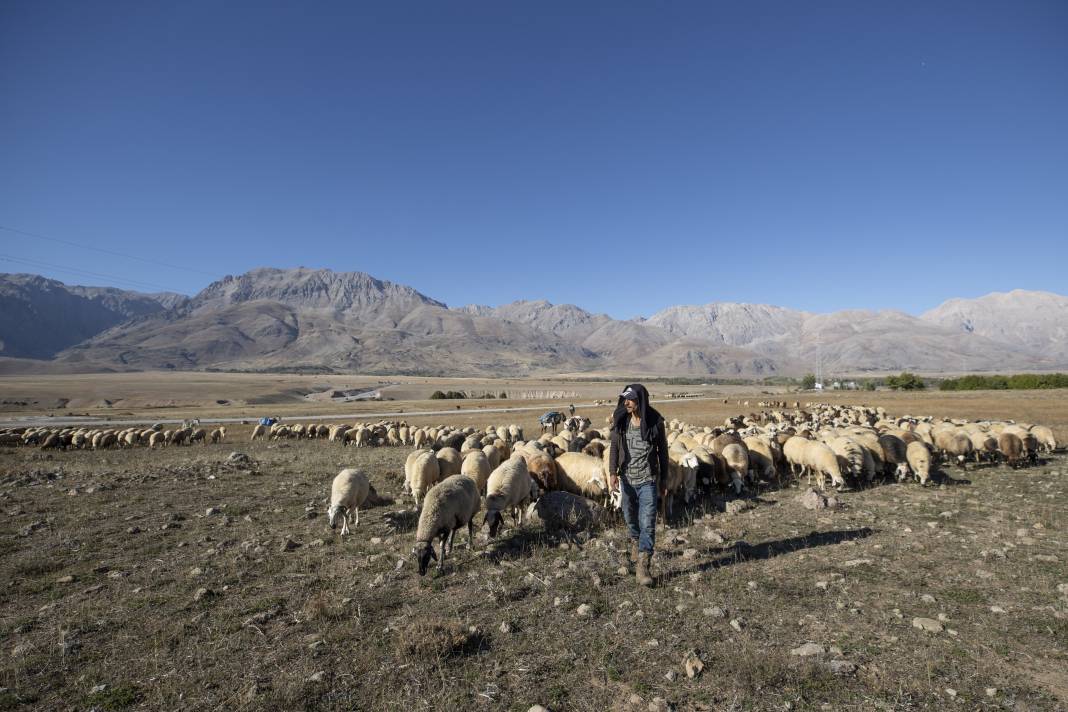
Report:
620,477,658,553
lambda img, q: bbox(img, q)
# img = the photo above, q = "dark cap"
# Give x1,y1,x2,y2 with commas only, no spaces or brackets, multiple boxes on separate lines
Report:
620,387,638,401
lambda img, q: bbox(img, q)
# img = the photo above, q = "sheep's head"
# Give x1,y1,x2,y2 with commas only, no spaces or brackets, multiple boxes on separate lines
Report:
484,510,504,538
327,505,345,530
413,541,437,576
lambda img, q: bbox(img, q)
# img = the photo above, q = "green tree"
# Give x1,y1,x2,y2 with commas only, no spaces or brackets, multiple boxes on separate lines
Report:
886,372,925,390
801,373,817,390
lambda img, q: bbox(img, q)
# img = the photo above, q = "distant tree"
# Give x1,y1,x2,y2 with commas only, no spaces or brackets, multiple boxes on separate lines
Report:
863,380,877,391
499,392,508,399
801,373,817,390
886,372,925,390
429,390,446,399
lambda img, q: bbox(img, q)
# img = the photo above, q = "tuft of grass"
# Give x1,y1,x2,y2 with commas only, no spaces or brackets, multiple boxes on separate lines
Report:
84,684,141,711
394,620,487,661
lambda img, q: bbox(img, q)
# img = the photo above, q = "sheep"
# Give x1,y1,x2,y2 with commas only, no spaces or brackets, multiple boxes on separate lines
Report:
554,452,610,502
435,446,463,477
327,468,371,536
743,436,778,484
210,426,227,444
521,450,558,493
905,441,932,486
998,432,1024,468
1030,425,1056,453
405,449,441,510
413,474,482,575
460,450,492,494
802,441,846,490
482,443,501,470
190,428,207,445
967,430,998,462
720,442,749,494
251,423,267,441
932,429,973,469
878,433,910,480
828,436,866,484
484,456,538,537
783,436,811,479
662,446,699,518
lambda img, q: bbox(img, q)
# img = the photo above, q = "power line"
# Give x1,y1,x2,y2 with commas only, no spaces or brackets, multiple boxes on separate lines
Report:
0,254,188,294
0,224,219,278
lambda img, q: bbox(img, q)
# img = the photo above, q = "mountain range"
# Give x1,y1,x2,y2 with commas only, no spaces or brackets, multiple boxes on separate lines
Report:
2,268,1066,377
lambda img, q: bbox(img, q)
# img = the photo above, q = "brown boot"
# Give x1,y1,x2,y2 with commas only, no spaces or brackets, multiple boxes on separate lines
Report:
636,552,653,587
629,540,639,567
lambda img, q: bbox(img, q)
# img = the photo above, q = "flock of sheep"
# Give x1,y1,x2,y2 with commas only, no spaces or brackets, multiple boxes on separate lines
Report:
3,403,1059,579
0,424,227,449
322,404,1058,575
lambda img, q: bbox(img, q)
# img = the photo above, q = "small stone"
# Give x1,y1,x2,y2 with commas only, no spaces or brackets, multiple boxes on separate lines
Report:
703,529,726,544
193,587,214,602
664,670,677,682
815,581,829,590
308,671,325,683
126,526,140,534
308,539,325,547
205,507,221,516
90,684,108,694
945,688,957,698
791,642,825,657
826,660,857,675
990,606,1006,614
703,606,725,618
648,697,672,712
747,581,758,590
500,622,512,634
937,613,950,622
617,566,630,576
528,706,550,712
920,594,936,604
370,537,383,545
189,567,203,577
56,574,75,584
281,537,301,551
576,604,592,617
843,559,872,567
729,618,743,631
629,693,644,705
912,617,943,633
682,548,698,560
725,499,753,515
986,688,997,697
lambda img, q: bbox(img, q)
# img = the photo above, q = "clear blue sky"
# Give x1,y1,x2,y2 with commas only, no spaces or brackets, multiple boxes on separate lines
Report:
2,1,1066,318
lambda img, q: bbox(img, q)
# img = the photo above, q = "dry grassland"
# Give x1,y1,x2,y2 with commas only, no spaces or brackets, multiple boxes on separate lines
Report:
1,384,1066,711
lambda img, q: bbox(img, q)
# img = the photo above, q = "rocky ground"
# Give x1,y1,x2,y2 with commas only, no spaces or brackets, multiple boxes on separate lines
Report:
1,437,1065,711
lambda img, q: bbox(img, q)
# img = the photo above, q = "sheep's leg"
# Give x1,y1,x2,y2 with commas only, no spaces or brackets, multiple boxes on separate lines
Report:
353,507,359,528
731,474,743,495
467,518,476,549
340,514,349,537
446,527,457,556
438,532,449,571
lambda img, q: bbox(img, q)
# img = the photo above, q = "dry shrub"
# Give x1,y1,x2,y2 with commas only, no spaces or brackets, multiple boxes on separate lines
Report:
395,620,486,661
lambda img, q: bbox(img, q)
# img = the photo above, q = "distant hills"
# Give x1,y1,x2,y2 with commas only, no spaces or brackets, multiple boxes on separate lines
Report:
2,268,1066,377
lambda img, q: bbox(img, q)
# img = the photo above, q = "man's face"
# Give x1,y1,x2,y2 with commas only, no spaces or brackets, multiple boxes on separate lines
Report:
624,398,638,414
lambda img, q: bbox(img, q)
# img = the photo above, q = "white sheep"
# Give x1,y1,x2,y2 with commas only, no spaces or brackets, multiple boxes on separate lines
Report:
413,474,482,575
460,450,492,494
905,441,932,486
554,452,610,502
405,449,441,510
484,455,538,537
435,446,463,476
328,468,370,536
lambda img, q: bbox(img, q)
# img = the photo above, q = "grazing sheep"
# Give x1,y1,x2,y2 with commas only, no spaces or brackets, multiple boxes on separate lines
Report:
328,468,371,536
933,429,973,469
413,475,482,575
251,424,267,441
905,441,932,485
460,450,492,494
521,450,558,493
878,434,909,480
720,443,749,494
554,452,610,501
482,443,501,470
190,428,207,445
210,427,227,444
1030,425,1056,453
405,449,441,510
998,432,1024,468
743,436,778,484
662,446,699,518
828,437,866,484
484,456,538,537
803,441,846,490
783,436,811,479
435,447,463,477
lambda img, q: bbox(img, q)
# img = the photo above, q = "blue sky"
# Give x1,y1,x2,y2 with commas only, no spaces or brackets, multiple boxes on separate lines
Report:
2,1,1066,319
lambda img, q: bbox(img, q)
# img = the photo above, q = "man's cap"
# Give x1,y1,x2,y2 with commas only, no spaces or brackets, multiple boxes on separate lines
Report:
620,387,638,401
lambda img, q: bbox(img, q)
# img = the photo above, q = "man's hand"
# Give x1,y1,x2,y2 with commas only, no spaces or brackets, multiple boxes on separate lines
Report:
608,474,619,492
659,487,668,500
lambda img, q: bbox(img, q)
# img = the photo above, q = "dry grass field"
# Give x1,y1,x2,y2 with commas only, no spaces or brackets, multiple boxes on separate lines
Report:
1,381,1066,711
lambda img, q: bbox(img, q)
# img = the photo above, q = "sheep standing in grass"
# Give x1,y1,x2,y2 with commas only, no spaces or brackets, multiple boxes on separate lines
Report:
405,449,441,510
803,440,846,490
460,450,492,494
521,450,558,493
1030,425,1056,454
435,447,463,476
554,452,610,502
484,456,538,537
210,427,227,444
720,443,749,494
328,468,371,536
878,433,910,480
998,432,1024,468
413,475,482,575
905,441,932,485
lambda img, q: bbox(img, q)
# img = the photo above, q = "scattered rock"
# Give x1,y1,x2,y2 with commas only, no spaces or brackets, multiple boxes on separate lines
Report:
648,697,673,712
281,537,301,552
702,529,727,544
682,548,698,560
826,660,857,675
725,500,754,516
990,606,1006,614
842,559,872,567
500,622,512,634
797,489,838,511
791,642,825,657
945,688,957,699
11,642,35,658
126,526,141,535
703,606,725,618
920,594,936,604
193,587,214,602
228,452,251,464
528,706,551,712
205,507,221,516
308,671,326,683
986,688,998,697
729,618,744,631
90,684,108,694
912,617,944,633
55,574,75,584
664,670,677,682
576,604,592,617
